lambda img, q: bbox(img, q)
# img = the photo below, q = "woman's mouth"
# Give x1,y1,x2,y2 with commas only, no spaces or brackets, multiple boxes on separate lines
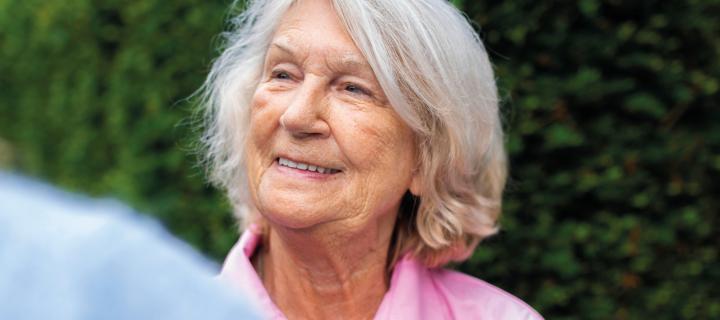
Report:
277,157,341,174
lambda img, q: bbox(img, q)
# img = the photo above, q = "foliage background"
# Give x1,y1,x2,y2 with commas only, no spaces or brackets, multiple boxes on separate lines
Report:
1,0,718,318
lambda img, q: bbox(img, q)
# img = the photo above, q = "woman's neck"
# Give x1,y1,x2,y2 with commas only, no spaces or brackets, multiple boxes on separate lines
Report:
256,218,396,320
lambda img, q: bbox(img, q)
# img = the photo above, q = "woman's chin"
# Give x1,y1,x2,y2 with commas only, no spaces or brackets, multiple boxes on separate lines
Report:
256,197,337,230
254,174,346,230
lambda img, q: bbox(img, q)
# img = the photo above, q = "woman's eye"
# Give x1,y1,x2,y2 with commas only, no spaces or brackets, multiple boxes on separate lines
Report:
272,70,291,80
344,83,368,96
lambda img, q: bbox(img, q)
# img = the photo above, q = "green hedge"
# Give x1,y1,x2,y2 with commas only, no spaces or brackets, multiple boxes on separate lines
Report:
1,0,718,318
0,0,238,257
456,1,720,319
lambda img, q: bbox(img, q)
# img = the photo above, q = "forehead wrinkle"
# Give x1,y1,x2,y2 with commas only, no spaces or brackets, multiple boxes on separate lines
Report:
272,30,373,77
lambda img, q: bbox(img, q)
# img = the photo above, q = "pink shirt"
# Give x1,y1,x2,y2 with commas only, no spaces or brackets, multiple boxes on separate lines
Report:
219,226,544,319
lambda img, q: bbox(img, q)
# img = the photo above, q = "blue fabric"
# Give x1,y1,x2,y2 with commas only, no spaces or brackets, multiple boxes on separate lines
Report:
0,172,259,320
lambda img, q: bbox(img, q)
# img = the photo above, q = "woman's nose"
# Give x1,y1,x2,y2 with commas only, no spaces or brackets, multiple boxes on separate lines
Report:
279,78,331,139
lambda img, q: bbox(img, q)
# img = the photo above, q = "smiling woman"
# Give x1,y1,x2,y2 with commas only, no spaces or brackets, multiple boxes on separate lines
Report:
199,0,543,319
247,7,419,234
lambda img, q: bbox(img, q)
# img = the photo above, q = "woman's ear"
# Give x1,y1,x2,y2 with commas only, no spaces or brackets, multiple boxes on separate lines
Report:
409,149,423,196
409,170,423,196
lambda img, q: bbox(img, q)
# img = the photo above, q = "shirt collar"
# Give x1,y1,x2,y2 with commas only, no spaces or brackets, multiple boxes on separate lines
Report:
218,225,287,319
218,225,444,320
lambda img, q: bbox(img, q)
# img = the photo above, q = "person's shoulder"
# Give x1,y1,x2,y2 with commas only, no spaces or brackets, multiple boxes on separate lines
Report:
429,268,544,320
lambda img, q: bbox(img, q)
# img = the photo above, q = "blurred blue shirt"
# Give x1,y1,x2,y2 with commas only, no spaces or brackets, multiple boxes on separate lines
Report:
0,172,259,320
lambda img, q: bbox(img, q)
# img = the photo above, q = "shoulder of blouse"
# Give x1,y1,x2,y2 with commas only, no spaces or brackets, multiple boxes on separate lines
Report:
375,255,544,320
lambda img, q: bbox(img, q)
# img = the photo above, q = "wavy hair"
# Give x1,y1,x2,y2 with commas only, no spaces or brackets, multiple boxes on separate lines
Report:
198,0,507,268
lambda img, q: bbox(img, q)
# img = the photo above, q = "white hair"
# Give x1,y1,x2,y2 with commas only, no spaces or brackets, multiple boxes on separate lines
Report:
198,0,507,267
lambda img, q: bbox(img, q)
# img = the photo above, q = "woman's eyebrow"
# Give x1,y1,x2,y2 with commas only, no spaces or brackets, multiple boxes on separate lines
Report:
269,41,296,56
317,55,371,80
269,39,374,77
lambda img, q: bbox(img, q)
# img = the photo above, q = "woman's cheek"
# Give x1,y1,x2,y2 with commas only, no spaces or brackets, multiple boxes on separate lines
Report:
249,87,285,136
250,85,273,112
336,111,404,166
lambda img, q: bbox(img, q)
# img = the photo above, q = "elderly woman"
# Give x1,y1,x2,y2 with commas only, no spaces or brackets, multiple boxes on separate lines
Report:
200,0,543,319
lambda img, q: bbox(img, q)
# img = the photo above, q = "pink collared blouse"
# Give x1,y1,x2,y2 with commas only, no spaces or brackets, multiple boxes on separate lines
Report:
219,226,544,319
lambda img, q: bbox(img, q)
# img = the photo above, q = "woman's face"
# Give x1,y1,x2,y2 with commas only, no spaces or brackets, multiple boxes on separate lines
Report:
245,0,419,231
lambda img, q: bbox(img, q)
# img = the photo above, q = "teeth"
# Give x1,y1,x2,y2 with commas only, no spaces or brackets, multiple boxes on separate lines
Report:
278,157,338,174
